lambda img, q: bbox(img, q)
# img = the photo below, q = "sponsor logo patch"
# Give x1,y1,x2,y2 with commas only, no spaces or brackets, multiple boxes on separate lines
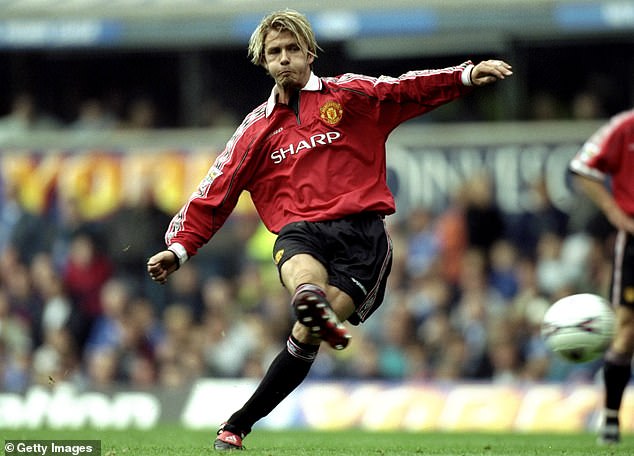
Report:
270,131,341,164
320,100,343,125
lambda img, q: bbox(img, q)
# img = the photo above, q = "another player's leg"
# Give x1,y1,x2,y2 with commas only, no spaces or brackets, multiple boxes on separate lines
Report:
598,232,634,445
598,349,631,445
598,306,634,445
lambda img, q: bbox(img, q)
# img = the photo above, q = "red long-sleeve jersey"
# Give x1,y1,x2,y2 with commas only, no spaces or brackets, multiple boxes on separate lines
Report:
569,109,634,215
167,63,475,261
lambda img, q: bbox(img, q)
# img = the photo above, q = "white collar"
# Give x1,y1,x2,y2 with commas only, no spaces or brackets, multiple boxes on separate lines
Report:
265,72,322,118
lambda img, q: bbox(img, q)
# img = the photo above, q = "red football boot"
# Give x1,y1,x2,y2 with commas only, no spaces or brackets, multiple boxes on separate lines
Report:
292,284,351,350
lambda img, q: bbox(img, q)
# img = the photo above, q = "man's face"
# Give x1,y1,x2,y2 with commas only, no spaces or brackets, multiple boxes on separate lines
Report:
263,29,314,91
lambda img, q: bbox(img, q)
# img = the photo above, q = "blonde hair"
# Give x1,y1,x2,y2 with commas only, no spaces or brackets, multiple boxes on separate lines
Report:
248,9,321,67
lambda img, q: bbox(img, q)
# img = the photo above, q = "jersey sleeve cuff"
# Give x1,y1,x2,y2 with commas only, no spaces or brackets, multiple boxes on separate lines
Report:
167,243,189,267
569,158,607,182
461,64,474,86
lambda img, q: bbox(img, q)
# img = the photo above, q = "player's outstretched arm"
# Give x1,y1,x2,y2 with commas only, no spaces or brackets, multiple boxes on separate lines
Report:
471,60,513,86
147,250,179,284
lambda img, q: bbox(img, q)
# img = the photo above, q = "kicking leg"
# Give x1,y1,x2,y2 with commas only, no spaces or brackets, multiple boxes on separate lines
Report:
214,254,356,450
283,253,355,349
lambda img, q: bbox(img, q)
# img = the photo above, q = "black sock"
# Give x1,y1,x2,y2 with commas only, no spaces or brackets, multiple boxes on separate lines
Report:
227,336,319,435
603,350,632,413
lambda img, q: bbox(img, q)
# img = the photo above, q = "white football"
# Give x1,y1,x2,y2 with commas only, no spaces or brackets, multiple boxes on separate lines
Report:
541,293,615,363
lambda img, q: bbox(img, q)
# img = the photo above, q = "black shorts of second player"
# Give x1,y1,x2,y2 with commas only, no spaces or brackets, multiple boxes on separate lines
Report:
273,212,393,325
610,229,634,309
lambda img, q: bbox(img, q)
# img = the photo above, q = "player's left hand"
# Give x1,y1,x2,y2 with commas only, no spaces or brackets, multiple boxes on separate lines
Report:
471,60,513,86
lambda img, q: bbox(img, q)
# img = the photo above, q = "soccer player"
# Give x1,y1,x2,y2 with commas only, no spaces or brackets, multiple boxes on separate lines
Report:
569,108,634,445
147,9,512,450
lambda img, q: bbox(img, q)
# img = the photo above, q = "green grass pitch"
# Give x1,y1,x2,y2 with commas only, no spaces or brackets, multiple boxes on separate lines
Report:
1,426,630,455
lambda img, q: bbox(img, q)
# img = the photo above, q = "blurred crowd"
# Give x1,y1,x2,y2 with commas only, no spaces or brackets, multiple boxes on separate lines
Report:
0,163,616,392
0,91,240,140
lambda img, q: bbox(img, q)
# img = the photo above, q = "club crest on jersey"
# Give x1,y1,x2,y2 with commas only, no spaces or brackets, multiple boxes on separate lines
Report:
320,100,343,125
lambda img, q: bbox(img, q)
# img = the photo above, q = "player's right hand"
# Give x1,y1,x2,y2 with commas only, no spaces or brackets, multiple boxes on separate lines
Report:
147,250,179,284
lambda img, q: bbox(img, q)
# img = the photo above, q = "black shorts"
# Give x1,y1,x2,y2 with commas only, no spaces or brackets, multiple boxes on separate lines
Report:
273,213,393,325
611,230,634,309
